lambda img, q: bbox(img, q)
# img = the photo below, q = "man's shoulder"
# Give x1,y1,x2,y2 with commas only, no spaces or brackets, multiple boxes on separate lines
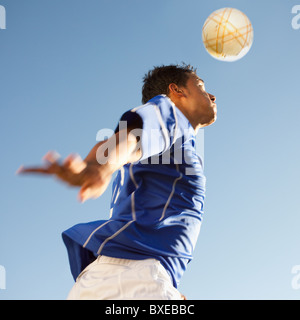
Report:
131,95,170,111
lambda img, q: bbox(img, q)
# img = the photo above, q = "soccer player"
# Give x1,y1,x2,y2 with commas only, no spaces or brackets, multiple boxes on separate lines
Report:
18,64,217,300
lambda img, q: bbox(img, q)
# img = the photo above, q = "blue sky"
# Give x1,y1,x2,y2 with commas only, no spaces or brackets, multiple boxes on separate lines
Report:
1,0,300,300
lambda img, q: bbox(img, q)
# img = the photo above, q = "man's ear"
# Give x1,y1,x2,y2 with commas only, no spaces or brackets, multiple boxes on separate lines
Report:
168,83,185,97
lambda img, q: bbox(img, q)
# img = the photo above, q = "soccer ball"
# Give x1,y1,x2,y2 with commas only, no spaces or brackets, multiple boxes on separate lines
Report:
202,8,254,62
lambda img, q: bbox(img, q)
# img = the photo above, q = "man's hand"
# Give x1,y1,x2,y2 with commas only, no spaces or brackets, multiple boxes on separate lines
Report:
17,151,113,203
17,128,141,202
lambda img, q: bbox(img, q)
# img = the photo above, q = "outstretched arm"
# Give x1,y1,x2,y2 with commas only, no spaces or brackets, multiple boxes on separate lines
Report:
17,127,141,203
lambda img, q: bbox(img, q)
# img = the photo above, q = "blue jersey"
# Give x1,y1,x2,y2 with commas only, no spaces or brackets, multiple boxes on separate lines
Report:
62,95,206,288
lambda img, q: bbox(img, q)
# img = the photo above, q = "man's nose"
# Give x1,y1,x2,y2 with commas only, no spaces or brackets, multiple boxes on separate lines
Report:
209,93,216,102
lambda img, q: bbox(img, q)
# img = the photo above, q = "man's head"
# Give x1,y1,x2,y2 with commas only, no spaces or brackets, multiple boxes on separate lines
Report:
142,64,217,130
142,64,195,104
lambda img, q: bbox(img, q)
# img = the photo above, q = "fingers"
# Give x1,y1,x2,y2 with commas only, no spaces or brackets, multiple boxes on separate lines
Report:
78,183,96,203
78,187,91,203
42,151,64,175
78,181,100,203
17,151,111,202
78,179,107,203
17,151,86,177
79,188,104,203
43,151,86,177
16,165,52,175
63,154,87,174
17,151,62,175
43,151,61,164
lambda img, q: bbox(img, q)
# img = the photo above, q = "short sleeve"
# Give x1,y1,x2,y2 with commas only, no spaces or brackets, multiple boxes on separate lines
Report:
116,95,191,162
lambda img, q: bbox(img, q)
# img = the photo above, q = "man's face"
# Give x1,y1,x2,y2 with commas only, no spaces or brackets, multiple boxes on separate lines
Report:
182,73,217,128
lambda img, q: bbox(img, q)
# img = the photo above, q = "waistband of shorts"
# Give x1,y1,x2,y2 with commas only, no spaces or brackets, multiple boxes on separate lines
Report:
97,255,159,267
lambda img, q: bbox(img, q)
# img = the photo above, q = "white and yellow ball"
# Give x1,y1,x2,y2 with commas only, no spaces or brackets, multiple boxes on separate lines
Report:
202,8,254,62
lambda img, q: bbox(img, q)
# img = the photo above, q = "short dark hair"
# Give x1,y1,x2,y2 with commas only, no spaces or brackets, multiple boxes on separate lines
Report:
141,63,196,104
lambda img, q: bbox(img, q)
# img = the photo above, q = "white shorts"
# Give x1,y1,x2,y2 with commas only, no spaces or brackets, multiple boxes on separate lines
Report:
67,255,183,300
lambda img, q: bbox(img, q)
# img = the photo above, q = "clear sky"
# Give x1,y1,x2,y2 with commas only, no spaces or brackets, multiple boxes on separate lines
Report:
1,0,300,300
